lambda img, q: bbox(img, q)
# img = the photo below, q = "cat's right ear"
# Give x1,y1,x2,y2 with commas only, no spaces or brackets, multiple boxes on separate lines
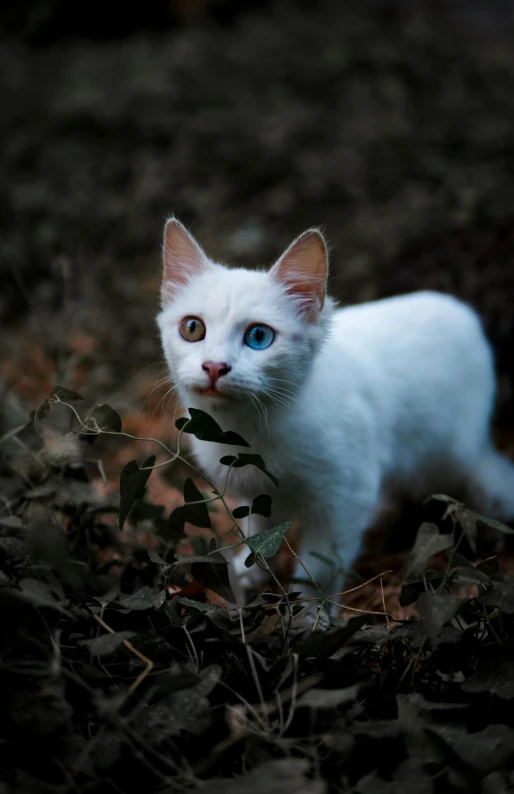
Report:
161,218,208,306
270,228,328,320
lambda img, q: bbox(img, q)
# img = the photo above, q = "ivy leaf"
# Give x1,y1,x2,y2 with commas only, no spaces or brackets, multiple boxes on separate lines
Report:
0,516,24,530
52,385,84,402
190,561,236,603
417,592,461,646
178,597,232,630
148,549,167,566
166,478,211,532
36,384,84,419
233,494,272,519
183,478,211,528
462,662,514,699
399,569,445,607
404,523,453,579
296,615,367,657
479,576,514,613
118,586,166,611
166,506,186,538
174,551,228,565
80,631,136,657
245,522,291,567
220,453,278,487
298,683,361,710
251,494,273,516
232,505,250,519
175,408,250,446
84,403,122,433
119,456,156,529
475,514,514,535
476,556,499,576
18,578,67,613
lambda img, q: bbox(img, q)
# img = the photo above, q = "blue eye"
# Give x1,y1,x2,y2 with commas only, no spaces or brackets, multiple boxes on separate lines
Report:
244,324,275,350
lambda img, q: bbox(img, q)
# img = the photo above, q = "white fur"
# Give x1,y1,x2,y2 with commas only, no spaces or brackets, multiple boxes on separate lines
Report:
157,221,514,606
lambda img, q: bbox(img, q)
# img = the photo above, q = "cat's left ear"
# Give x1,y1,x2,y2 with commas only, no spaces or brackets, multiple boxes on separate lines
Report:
161,217,208,306
270,228,328,320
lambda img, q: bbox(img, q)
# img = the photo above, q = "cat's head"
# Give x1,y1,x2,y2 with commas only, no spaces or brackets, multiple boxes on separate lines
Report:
157,218,333,413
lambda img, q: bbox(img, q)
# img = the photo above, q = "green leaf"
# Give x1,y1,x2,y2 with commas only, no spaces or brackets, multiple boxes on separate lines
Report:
119,456,156,529
156,671,201,694
220,453,278,487
118,586,166,611
35,398,52,420
0,516,24,530
84,403,122,432
166,478,212,532
417,592,461,646
178,597,232,630
166,505,186,537
298,683,361,710
251,494,272,516
52,385,84,402
148,549,167,565
296,615,367,657
190,561,236,603
174,551,227,565
244,521,291,567
30,520,69,573
233,494,273,519
175,408,250,446
80,631,136,657
476,514,514,535
35,385,84,419
183,477,211,528
479,576,514,613
18,578,67,613
405,523,454,579
476,556,499,576
232,505,250,519
462,662,514,699
399,569,445,607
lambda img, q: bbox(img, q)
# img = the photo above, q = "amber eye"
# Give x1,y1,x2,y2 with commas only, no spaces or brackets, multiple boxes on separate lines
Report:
179,316,206,342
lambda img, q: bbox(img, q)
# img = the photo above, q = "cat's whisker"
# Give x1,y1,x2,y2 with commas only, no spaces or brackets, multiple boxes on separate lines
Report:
248,394,262,435
249,392,270,438
254,394,270,438
145,382,180,438
162,383,181,417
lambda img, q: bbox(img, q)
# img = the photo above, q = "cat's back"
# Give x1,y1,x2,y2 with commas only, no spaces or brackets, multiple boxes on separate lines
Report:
308,289,493,423
333,290,478,339
327,290,487,368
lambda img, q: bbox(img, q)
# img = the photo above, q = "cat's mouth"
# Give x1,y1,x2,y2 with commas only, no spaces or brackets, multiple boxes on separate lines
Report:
192,386,233,400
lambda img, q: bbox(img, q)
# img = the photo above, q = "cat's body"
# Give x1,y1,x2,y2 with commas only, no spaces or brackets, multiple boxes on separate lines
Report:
157,219,514,604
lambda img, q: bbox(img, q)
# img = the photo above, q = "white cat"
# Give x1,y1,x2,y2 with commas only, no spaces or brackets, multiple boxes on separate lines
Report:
157,217,514,605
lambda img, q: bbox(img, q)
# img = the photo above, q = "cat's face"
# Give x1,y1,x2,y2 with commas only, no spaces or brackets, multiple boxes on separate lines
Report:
157,219,330,412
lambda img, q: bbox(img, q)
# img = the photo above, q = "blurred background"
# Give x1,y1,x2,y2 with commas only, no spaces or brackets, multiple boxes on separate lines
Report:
2,0,514,419
2,1,514,569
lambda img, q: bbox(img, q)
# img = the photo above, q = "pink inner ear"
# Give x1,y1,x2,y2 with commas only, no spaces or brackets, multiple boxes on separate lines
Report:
270,229,328,319
162,218,207,304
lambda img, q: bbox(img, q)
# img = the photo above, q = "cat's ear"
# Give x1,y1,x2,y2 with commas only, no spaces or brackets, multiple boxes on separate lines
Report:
161,217,208,305
270,229,328,319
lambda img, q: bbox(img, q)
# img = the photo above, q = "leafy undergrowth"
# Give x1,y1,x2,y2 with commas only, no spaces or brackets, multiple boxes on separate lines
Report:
2,388,514,793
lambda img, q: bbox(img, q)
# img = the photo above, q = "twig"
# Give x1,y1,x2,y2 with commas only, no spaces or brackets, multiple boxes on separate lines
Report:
93,614,153,693
381,575,390,630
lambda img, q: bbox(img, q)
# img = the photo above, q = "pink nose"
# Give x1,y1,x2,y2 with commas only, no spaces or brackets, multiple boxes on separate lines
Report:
202,360,232,384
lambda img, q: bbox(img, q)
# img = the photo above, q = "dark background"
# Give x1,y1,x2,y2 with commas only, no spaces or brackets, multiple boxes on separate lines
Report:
1,0,514,428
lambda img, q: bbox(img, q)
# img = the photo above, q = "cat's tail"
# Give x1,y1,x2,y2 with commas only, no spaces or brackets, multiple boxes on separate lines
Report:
468,443,514,521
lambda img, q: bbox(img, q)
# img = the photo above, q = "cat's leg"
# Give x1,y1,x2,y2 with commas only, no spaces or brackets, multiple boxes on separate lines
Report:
291,491,378,621
226,512,271,600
